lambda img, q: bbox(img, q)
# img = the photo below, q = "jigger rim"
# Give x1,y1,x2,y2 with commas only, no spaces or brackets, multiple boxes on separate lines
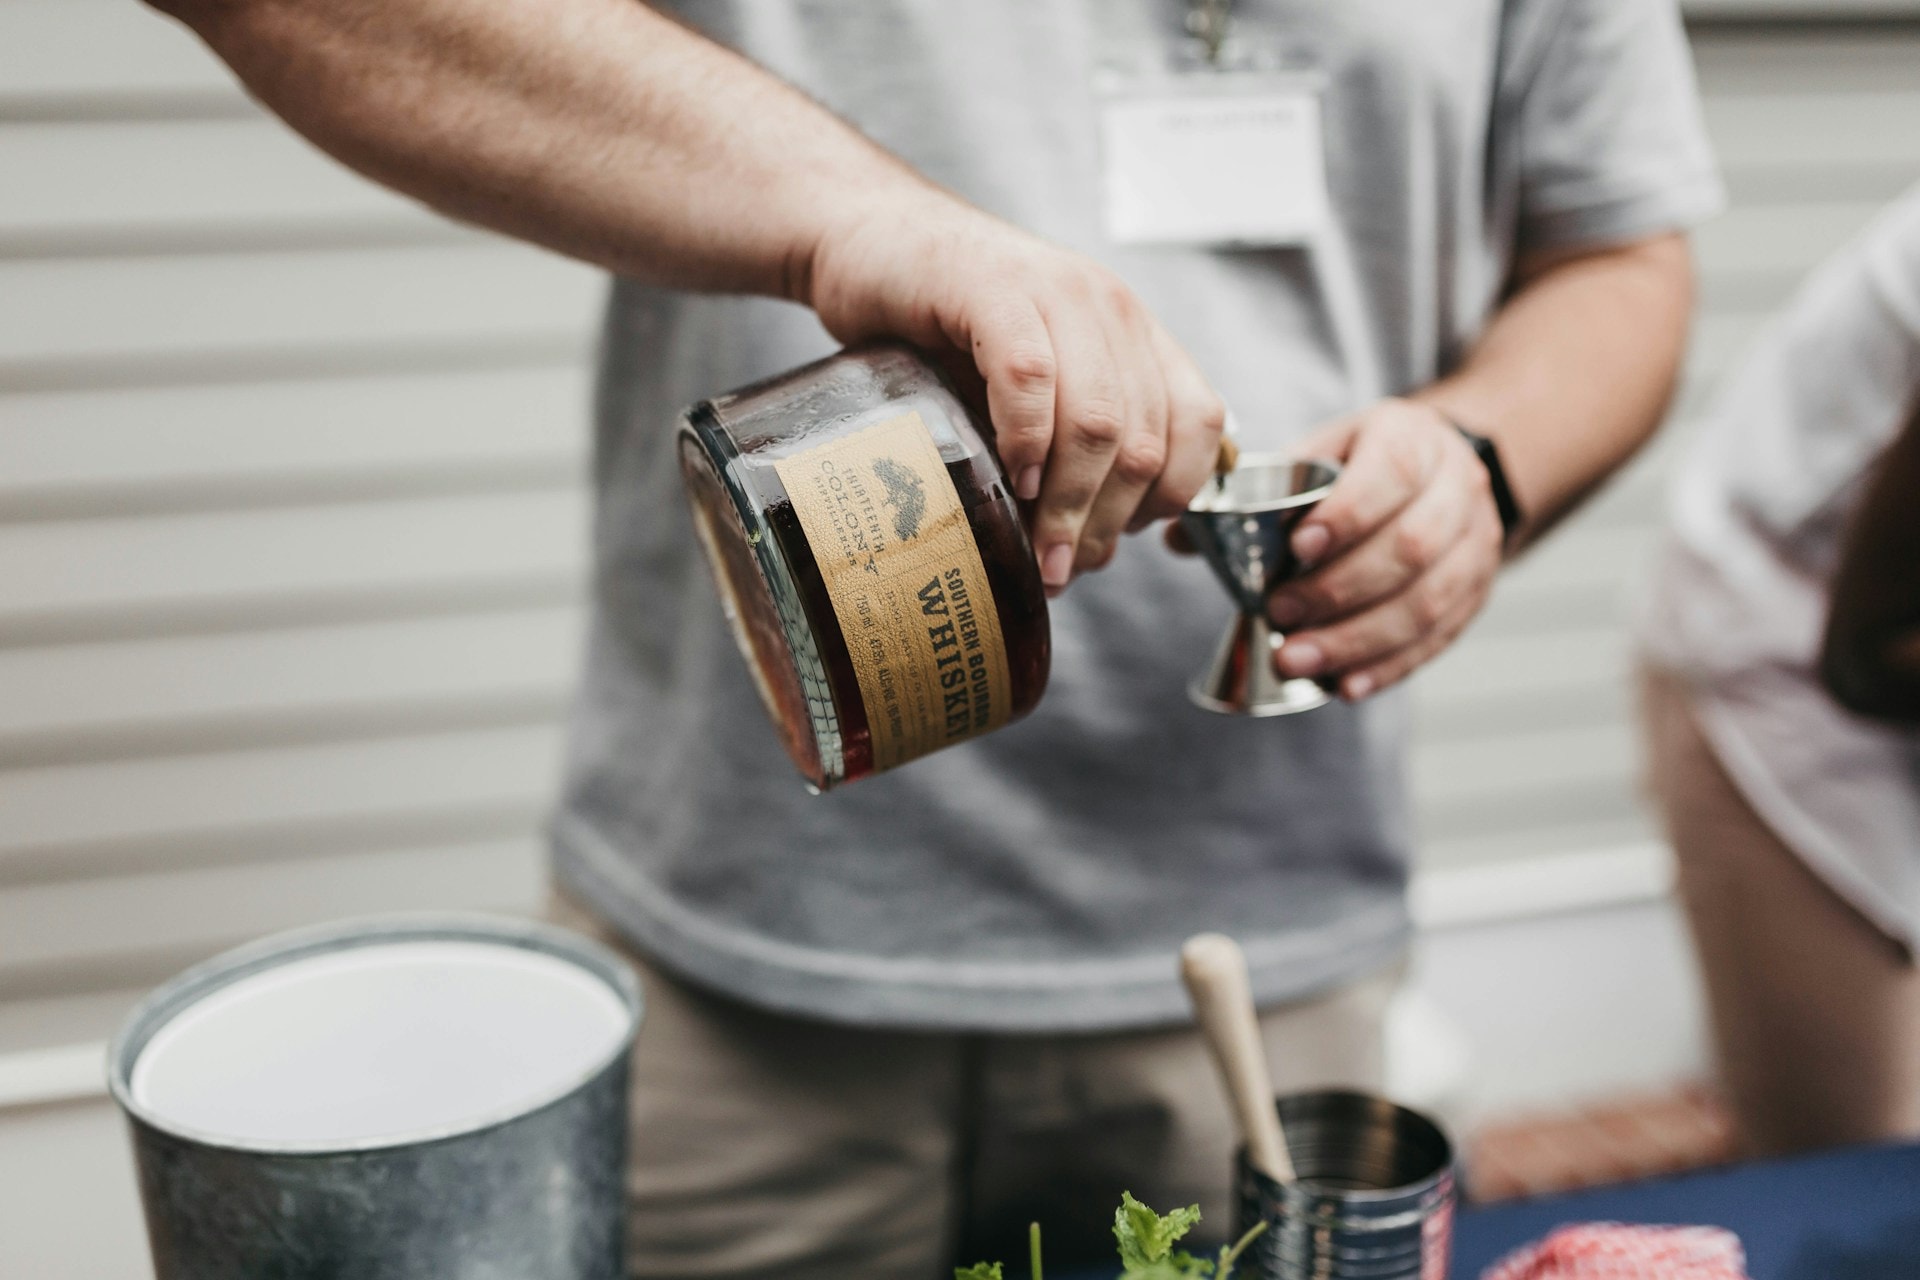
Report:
1187,454,1342,516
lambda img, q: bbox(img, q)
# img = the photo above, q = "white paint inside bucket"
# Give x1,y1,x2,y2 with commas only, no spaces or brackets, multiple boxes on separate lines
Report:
130,940,632,1146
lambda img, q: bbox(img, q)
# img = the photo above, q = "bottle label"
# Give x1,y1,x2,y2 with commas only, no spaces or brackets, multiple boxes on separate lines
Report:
773,410,1012,773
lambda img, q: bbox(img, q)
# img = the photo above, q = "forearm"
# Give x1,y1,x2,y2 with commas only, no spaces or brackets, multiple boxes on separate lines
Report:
1417,232,1695,549
150,0,1226,586
1820,396,1920,723
146,0,931,297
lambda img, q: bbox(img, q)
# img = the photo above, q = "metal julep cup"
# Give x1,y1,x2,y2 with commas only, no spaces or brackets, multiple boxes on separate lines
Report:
1182,456,1342,716
1232,1090,1456,1280
108,914,642,1280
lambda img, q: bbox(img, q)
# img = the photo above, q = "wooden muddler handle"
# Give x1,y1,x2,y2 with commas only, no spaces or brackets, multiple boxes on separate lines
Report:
1180,933,1296,1183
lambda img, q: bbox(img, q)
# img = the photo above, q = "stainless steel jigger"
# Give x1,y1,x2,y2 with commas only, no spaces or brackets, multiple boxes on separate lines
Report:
1182,456,1343,716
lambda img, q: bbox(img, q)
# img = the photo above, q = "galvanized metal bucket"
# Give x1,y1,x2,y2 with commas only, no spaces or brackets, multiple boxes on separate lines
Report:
1232,1089,1456,1280
108,914,642,1280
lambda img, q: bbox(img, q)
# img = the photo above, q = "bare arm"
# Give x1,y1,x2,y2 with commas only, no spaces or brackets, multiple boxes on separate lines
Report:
1259,232,1694,698
1820,395,1920,724
152,0,910,295
148,0,1224,589
1420,233,1696,548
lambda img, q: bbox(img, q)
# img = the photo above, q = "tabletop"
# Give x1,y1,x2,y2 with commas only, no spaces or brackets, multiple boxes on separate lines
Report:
1453,1140,1920,1280
1057,1141,1920,1280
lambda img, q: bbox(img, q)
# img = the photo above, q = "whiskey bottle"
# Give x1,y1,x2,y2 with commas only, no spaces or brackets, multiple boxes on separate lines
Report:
678,344,1051,791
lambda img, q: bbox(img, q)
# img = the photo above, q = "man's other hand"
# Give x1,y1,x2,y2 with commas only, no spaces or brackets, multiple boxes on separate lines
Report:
803,193,1225,595
1260,399,1504,700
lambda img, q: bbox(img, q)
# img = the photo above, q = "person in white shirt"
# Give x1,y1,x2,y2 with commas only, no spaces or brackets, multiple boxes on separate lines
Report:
1639,185,1920,1154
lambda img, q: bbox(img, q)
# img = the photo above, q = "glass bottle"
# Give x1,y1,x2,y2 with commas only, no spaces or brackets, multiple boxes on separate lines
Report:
678,344,1051,791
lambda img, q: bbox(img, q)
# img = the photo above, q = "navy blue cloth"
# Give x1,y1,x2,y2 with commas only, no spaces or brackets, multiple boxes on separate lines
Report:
1453,1142,1920,1280
1057,1142,1920,1280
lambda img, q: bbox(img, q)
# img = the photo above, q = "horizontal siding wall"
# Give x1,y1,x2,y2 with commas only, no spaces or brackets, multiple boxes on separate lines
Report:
0,2,1917,1069
0,0,593,1062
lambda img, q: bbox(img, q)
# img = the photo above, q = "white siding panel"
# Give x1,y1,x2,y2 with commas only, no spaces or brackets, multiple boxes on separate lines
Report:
1697,23,1920,88
0,1100,151,1280
1705,92,1920,173
0,242,601,369
1689,0,1920,18
3,837,544,978
1693,30,1920,96
1695,200,1888,281
0,725,560,858
0,608,580,744
0,490,586,622
0,367,588,498
1492,525,1658,601
1411,723,1638,815
0,987,153,1057
0,1,238,107
0,118,439,239
1415,628,1627,716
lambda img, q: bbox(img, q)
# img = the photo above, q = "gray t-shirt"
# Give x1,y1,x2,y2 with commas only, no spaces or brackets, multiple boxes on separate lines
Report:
553,0,1721,1030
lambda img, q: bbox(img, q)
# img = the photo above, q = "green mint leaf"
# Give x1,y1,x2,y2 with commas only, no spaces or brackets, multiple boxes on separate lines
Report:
954,1264,1003,1280
1119,1258,1214,1280
1113,1192,1204,1269
1113,1192,1161,1268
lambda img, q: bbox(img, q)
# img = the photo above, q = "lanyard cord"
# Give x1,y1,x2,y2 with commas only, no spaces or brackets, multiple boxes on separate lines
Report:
1178,0,1383,405
1186,0,1232,64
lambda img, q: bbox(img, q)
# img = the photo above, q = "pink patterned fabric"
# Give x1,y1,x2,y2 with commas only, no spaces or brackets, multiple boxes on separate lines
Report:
1482,1223,1748,1280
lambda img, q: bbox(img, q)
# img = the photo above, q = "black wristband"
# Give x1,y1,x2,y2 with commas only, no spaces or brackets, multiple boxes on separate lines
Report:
1447,418,1524,545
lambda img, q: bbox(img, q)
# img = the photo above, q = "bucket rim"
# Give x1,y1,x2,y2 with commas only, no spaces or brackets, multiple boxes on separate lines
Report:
106,911,642,1156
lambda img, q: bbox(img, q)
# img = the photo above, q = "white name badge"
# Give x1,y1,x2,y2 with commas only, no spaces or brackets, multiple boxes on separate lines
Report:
1100,85,1329,247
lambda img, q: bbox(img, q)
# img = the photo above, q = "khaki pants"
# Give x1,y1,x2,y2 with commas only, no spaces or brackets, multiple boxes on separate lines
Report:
1641,668,1920,1155
548,892,1396,1280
